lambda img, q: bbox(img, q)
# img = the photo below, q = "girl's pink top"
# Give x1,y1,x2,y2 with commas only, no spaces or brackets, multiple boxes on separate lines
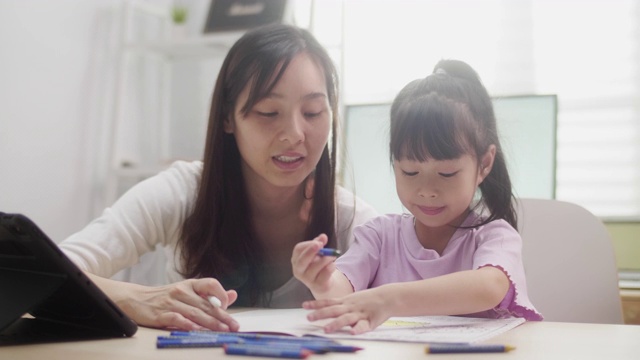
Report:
335,212,543,321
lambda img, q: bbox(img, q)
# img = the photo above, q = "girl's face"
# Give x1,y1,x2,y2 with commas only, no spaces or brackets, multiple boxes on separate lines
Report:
393,148,494,230
225,52,331,193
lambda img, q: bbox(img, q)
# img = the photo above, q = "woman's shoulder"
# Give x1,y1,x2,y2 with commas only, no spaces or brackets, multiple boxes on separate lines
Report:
162,160,203,179
335,186,379,219
114,160,203,212
147,160,203,192
334,186,379,249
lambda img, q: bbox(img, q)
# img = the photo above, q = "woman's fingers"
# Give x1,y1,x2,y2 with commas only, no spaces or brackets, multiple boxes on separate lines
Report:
191,278,232,308
158,295,237,331
131,278,240,331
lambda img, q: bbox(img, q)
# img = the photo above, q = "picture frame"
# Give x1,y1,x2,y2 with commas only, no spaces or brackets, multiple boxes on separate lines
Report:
203,0,288,33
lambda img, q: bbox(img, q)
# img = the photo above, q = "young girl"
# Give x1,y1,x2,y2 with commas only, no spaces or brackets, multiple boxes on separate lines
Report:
292,59,543,335
59,24,377,332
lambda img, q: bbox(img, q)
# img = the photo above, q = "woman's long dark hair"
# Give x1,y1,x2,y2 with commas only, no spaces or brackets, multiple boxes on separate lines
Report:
389,59,517,229
180,24,339,306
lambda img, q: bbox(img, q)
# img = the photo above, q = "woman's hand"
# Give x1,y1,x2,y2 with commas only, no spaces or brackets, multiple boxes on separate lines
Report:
302,287,394,335
291,234,337,296
87,274,240,331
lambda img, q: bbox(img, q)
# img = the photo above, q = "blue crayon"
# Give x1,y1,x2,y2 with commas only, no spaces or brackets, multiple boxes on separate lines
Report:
242,339,363,353
224,343,313,359
425,344,516,354
156,335,242,348
317,248,342,257
169,331,340,344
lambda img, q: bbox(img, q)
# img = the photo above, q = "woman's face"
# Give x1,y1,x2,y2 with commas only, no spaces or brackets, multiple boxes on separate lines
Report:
225,52,331,192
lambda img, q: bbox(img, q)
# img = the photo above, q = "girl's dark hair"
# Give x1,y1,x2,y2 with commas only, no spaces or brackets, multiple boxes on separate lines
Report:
389,59,517,229
180,24,339,306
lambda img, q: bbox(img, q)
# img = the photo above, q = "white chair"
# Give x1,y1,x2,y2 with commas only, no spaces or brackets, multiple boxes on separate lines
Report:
515,198,624,324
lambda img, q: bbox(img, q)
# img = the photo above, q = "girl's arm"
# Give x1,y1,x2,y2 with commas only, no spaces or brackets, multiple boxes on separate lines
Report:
291,234,354,299
304,266,509,334
86,272,240,331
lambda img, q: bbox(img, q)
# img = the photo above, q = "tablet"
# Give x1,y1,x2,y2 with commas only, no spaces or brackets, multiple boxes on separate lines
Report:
0,212,138,345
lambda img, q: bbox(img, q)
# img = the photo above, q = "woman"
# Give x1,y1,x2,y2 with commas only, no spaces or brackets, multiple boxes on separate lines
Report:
59,24,377,332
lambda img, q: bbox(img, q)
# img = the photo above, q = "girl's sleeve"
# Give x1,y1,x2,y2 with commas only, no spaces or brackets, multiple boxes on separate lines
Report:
334,218,384,291
473,220,544,321
58,161,201,278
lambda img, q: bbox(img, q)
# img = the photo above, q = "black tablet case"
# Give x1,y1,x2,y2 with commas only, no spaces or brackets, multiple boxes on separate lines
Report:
0,212,138,345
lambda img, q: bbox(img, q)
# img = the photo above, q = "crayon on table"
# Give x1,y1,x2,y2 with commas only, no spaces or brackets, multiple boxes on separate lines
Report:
317,248,342,257
242,339,363,353
425,344,516,354
224,343,313,359
156,335,243,348
169,330,341,344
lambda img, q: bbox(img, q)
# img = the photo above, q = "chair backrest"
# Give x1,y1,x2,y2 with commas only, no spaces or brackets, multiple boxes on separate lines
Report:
515,198,624,324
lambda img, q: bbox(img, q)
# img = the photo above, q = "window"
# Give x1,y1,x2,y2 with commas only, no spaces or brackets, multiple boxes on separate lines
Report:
308,0,640,220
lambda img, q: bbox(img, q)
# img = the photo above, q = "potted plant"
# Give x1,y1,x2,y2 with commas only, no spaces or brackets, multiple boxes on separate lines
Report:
171,5,188,38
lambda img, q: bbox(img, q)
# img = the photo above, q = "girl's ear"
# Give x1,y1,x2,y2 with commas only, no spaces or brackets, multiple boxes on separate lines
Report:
477,144,497,185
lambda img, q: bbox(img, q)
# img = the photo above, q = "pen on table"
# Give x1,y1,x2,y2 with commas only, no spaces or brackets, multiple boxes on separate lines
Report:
207,295,222,308
425,344,516,354
224,343,312,359
317,248,342,257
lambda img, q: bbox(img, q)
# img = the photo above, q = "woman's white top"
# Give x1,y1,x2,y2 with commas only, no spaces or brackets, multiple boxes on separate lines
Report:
59,160,378,308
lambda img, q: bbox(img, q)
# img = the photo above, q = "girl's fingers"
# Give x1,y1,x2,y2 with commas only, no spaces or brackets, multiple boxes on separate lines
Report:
292,235,333,283
322,312,361,333
306,302,348,322
303,298,341,310
351,319,372,335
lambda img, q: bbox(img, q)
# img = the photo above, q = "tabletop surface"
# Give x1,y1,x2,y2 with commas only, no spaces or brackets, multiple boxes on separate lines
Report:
1,319,639,360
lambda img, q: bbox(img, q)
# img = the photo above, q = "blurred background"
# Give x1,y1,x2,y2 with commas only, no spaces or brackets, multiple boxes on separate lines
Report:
1,0,638,286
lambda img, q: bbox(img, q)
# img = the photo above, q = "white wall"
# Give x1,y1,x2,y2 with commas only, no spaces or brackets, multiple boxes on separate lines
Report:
0,0,123,241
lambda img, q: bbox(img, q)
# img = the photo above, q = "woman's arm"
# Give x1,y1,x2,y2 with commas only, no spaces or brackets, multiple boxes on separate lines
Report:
86,272,240,331
304,266,509,334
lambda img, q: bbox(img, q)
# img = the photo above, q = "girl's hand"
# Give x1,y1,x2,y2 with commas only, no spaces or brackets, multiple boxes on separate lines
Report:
302,287,394,335
291,234,337,295
89,274,240,331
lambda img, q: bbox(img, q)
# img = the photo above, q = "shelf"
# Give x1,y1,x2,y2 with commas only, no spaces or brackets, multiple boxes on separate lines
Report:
124,32,243,59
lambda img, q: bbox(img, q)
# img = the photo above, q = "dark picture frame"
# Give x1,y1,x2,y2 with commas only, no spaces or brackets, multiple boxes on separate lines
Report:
203,0,288,33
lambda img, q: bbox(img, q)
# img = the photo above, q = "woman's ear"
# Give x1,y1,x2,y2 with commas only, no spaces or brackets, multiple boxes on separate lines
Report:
223,116,235,134
477,144,497,185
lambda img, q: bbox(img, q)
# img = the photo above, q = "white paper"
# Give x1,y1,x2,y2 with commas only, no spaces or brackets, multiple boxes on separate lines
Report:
233,308,525,344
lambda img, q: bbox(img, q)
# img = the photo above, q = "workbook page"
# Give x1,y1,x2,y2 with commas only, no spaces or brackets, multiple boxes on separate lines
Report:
233,308,525,344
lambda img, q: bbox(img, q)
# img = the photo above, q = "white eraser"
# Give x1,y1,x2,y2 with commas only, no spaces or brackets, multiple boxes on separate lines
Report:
208,295,222,308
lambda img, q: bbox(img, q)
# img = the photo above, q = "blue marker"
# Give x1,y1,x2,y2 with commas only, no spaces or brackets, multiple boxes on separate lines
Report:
317,248,342,257
224,343,312,359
